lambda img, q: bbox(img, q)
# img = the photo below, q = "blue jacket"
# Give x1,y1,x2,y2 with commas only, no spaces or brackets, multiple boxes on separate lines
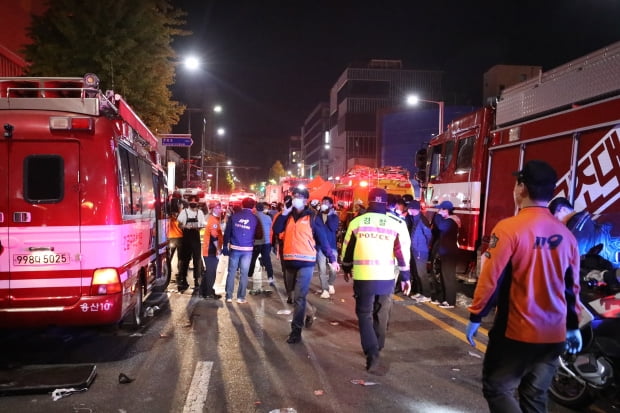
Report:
314,211,339,250
407,214,432,254
223,208,263,252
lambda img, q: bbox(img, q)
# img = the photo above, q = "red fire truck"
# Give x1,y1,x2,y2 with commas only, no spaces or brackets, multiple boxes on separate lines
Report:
418,41,620,282
0,74,170,328
331,165,415,208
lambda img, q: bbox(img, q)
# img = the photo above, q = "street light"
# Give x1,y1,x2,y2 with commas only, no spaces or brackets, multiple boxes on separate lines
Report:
406,94,445,135
183,56,200,71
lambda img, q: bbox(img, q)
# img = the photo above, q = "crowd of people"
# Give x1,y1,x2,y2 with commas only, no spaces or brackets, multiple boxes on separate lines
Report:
167,160,594,408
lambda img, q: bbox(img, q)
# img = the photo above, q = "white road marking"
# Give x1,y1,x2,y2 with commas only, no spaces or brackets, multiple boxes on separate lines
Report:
182,361,213,413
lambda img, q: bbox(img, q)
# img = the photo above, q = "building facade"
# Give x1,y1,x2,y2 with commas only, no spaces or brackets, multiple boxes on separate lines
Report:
300,102,329,178
326,59,443,178
482,64,542,105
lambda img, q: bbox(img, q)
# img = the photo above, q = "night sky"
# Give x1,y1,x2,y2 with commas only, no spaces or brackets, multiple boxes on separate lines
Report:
170,0,620,180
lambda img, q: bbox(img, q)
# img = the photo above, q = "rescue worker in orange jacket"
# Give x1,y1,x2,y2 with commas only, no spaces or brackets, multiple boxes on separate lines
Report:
466,160,582,412
340,187,411,372
273,187,340,344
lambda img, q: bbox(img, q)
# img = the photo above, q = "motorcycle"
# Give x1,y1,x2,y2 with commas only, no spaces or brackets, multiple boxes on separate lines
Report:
549,247,620,409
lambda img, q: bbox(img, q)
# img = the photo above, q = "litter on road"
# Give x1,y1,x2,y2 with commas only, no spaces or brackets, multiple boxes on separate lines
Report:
350,379,379,386
51,387,88,401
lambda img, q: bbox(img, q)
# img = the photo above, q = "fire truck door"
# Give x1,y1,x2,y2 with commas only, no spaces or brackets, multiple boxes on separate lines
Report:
0,140,8,308
6,141,82,309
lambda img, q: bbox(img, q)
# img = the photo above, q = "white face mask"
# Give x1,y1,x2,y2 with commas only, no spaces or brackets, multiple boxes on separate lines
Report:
292,198,305,210
320,204,329,212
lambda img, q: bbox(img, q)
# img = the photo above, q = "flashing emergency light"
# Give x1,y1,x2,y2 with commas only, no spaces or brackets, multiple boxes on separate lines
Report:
83,73,99,88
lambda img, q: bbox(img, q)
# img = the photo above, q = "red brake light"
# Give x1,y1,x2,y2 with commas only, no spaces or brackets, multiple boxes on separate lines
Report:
91,268,122,295
71,117,93,131
49,116,94,133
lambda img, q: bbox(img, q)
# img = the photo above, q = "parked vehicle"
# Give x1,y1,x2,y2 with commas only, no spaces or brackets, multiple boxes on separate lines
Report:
550,247,620,408
0,74,170,328
417,41,620,282
331,165,414,208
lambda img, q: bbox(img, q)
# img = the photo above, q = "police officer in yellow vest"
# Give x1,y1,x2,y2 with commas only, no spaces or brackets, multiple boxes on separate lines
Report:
341,187,411,372
273,187,340,344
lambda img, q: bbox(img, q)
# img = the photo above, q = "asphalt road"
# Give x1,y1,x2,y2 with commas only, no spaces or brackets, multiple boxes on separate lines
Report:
0,259,610,413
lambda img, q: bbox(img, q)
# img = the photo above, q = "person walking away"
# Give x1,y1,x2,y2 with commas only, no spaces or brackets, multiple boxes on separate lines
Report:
316,196,340,299
248,202,275,288
430,200,460,308
222,197,263,303
405,200,433,302
201,202,223,299
341,188,411,372
177,195,206,292
273,187,339,344
466,160,582,413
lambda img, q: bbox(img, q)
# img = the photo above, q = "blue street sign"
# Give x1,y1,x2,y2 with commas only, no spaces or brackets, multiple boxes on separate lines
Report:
160,134,193,147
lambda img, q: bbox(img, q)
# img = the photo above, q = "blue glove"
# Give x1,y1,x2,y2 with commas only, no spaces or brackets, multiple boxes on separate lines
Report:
466,321,480,347
566,329,583,354
222,246,229,256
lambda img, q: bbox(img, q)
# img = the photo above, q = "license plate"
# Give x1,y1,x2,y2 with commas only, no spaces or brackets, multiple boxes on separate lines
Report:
13,252,71,266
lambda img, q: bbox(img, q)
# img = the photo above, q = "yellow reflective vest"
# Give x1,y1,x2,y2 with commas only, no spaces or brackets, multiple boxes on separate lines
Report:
340,212,410,281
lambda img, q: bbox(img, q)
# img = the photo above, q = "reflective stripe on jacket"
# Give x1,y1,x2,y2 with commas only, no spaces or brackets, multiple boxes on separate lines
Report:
341,212,410,281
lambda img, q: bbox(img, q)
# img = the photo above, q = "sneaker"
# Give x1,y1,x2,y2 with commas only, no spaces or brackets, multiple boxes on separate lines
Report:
438,301,455,309
268,277,275,287
328,285,335,295
320,290,330,299
366,353,380,372
237,298,247,304
226,298,233,303
414,295,432,303
411,293,423,300
287,330,302,344
205,294,222,300
430,299,441,305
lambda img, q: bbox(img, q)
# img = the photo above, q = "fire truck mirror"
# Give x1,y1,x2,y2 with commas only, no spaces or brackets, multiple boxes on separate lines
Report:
415,149,427,169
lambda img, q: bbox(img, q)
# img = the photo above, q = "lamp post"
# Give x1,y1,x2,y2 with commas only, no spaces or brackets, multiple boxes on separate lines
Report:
215,160,231,193
406,94,445,135
184,108,207,188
